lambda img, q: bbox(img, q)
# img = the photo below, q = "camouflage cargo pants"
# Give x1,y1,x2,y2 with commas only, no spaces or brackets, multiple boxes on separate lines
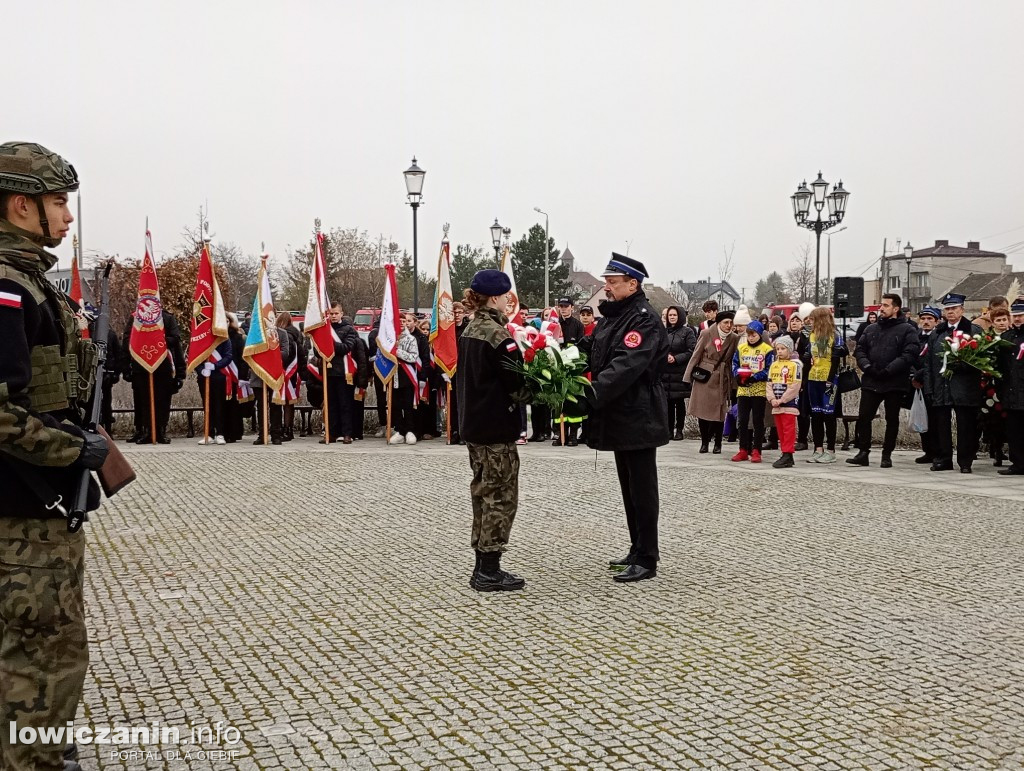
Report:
1,518,87,771
467,442,520,553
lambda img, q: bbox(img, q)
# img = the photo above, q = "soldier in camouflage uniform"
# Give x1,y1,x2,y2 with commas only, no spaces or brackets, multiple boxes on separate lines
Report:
0,142,108,771
455,270,529,592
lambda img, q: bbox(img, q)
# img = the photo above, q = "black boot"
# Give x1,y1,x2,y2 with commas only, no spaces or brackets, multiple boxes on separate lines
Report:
880,454,893,469
772,452,795,469
846,450,870,466
126,431,142,443
698,443,709,454
566,425,579,447
470,551,525,592
135,431,152,445
672,429,684,441
712,439,722,454
915,453,935,464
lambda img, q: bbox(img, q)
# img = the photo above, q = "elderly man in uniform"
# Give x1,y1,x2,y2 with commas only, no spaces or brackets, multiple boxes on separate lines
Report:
0,142,103,771
584,253,669,583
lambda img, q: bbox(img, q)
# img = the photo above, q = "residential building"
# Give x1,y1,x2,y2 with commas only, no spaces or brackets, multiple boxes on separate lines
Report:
943,272,1024,317
559,246,604,301
581,283,679,317
879,240,1007,314
669,279,741,313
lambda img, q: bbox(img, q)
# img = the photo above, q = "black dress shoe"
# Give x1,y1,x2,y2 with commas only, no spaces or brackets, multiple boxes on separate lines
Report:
959,466,972,474
915,454,935,464
551,438,563,447
672,430,684,441
998,467,1024,475
712,442,722,454
846,450,870,466
126,432,142,443
880,456,892,469
613,564,656,583
698,443,709,454
930,461,954,472
135,433,152,444
566,438,578,447
157,435,171,445
608,555,632,569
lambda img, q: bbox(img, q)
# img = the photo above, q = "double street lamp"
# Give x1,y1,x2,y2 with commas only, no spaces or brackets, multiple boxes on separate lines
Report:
791,172,850,305
403,157,425,312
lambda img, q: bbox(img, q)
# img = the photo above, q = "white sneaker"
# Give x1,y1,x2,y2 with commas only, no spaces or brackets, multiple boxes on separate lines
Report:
405,432,418,445
818,451,837,464
807,451,823,463
388,433,405,445
374,427,385,438
197,437,213,445
215,435,226,445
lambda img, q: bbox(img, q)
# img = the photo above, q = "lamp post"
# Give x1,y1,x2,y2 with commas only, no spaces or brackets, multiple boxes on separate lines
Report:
904,242,914,314
791,172,849,305
534,206,549,309
490,218,503,262
403,157,425,312
826,225,847,304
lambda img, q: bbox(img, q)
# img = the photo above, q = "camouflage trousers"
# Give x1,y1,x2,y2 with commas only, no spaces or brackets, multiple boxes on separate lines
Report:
467,442,520,553
1,518,87,771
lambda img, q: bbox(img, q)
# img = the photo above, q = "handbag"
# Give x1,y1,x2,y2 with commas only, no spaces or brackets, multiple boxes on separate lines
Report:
837,365,860,394
690,346,729,384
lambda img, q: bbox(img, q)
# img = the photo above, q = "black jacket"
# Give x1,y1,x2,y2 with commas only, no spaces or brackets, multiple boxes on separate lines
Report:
455,307,526,444
854,316,919,393
997,325,1024,411
326,319,359,378
557,315,585,345
121,310,186,382
920,316,983,407
662,321,696,400
585,289,670,451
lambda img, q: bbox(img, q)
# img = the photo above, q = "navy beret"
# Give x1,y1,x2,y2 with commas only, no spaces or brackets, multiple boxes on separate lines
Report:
470,269,511,296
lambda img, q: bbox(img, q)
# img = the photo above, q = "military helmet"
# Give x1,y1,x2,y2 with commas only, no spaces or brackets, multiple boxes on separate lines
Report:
0,142,79,196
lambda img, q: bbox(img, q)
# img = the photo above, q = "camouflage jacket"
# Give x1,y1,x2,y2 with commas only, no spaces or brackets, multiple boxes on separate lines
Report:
0,221,94,517
455,306,527,444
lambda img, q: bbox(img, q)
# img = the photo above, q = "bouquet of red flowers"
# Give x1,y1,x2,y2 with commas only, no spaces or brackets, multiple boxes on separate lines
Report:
940,329,1010,379
506,325,592,413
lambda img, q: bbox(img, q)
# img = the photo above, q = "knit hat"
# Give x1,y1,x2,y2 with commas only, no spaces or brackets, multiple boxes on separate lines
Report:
715,310,735,324
797,302,815,320
774,335,795,352
734,305,752,325
746,320,765,336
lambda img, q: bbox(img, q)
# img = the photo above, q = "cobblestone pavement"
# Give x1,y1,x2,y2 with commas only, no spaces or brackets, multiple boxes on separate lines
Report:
78,436,1024,770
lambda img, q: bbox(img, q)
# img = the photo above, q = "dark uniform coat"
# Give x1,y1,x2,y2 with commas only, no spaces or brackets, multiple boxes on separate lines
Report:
662,320,696,400
854,316,919,393
921,316,984,408
456,306,526,445
585,289,669,451
996,325,1024,411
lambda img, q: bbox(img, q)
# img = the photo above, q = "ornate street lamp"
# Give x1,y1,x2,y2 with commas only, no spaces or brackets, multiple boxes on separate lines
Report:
904,242,914,314
792,172,849,305
403,157,425,312
490,218,503,261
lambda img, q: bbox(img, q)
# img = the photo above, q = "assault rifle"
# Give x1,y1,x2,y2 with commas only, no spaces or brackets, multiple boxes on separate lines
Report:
68,261,136,531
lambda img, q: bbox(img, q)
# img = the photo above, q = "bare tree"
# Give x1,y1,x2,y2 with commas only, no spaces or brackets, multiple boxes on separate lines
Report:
785,242,816,303
719,241,736,287
177,225,260,312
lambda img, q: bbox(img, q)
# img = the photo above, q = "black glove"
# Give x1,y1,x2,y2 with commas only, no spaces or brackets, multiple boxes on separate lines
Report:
172,378,184,394
77,431,109,470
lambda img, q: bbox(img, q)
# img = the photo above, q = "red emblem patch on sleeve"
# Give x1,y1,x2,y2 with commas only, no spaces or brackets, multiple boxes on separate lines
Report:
624,330,642,348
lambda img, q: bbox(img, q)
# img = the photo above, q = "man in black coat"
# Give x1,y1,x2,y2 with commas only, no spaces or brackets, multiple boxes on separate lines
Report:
323,302,359,443
919,293,983,472
848,293,919,468
122,309,186,444
585,253,669,583
910,305,942,464
996,297,1024,475
555,297,585,344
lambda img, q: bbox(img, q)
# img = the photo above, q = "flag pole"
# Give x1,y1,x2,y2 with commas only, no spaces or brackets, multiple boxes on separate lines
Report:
322,360,331,444
149,372,157,444
560,413,566,446
386,378,393,445
203,376,211,444
262,386,269,445
446,382,452,444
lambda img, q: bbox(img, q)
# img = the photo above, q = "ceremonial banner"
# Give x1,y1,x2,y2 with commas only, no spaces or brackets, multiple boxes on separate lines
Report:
374,263,401,384
70,258,89,339
243,255,285,392
499,244,523,324
303,229,334,362
129,229,168,373
429,234,457,377
186,241,228,373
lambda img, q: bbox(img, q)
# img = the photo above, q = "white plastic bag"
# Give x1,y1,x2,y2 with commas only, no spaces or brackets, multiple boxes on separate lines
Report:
910,389,929,433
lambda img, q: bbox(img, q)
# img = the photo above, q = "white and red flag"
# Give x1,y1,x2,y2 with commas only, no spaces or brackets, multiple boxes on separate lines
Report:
429,232,457,377
499,243,523,325
186,240,228,373
373,263,401,384
303,229,334,362
129,228,169,373
243,254,285,393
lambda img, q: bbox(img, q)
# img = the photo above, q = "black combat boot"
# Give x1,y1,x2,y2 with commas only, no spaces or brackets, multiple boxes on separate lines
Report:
772,452,795,469
846,450,870,466
566,425,579,447
470,551,525,592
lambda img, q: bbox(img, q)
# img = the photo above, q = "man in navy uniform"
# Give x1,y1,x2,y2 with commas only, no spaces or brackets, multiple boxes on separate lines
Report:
584,253,669,582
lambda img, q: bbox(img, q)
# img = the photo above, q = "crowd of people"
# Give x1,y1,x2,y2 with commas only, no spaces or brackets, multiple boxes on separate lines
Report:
652,293,1024,474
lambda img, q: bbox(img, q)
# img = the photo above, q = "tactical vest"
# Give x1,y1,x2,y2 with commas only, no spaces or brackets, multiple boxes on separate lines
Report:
0,257,97,414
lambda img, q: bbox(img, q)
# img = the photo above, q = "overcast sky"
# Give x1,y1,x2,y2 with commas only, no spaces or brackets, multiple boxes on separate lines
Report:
11,0,1024,296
